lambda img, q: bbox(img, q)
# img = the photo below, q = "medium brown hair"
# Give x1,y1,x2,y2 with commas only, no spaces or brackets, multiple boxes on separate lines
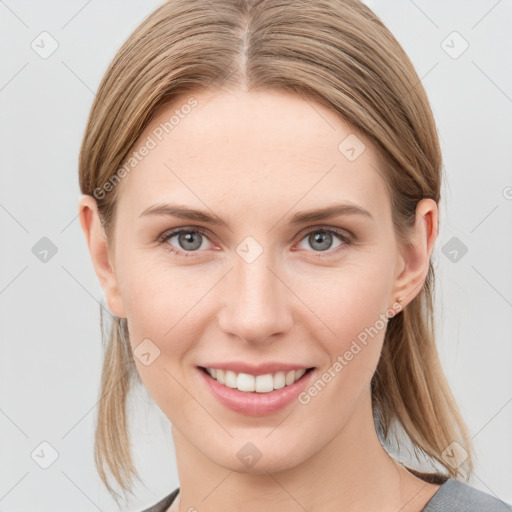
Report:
78,0,473,500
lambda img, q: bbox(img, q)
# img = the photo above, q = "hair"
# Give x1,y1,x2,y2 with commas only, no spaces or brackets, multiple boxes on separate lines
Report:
78,0,474,501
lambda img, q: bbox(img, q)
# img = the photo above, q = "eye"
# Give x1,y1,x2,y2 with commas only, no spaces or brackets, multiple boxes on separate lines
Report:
158,225,353,259
158,228,214,257
295,226,353,256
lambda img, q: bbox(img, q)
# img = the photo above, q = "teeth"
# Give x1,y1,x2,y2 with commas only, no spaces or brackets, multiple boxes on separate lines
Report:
237,373,255,392
205,367,308,393
225,370,237,388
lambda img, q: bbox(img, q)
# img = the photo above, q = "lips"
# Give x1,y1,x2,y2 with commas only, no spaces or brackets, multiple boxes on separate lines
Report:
197,364,317,416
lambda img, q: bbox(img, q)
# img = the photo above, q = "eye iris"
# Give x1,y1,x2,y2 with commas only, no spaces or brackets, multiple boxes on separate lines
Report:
309,231,332,251
178,231,202,251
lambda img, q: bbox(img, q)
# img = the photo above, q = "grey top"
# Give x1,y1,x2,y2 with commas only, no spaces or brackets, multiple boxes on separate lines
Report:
422,479,511,511
142,479,511,512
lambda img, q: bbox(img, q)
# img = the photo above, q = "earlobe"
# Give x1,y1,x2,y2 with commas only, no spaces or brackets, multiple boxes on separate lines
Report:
392,198,438,307
78,194,127,318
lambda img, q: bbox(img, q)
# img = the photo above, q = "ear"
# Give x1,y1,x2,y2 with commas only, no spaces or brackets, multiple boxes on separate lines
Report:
78,194,127,318
392,198,439,307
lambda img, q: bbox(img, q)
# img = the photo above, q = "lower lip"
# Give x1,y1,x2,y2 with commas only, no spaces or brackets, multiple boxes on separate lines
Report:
197,367,315,416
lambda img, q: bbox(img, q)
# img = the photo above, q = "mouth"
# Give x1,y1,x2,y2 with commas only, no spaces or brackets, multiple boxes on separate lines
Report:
198,366,315,393
197,364,316,416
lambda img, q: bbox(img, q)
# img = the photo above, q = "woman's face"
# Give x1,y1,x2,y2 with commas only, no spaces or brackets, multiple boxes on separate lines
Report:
87,89,432,473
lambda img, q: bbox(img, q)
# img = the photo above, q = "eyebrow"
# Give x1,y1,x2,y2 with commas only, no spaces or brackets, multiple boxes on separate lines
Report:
138,201,374,227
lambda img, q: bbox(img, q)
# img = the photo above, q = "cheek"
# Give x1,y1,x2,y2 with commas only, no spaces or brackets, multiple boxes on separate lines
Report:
118,249,188,326
121,268,206,418
295,269,392,418
290,257,395,408
118,254,213,375
293,257,394,346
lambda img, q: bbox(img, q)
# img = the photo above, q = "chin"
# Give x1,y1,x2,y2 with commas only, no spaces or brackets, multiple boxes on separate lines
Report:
202,437,315,475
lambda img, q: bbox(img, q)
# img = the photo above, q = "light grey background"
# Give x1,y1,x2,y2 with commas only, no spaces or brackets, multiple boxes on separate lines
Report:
0,1,511,511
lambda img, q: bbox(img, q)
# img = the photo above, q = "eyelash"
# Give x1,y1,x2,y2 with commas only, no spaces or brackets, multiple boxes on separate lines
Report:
157,226,354,259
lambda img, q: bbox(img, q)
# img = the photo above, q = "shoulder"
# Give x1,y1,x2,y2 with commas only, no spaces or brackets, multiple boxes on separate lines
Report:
423,479,511,512
140,487,180,512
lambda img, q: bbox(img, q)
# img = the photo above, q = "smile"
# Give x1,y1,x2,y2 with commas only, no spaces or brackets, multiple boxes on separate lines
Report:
197,364,317,416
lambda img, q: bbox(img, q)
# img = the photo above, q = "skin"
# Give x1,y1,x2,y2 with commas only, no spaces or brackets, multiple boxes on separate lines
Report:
79,89,441,512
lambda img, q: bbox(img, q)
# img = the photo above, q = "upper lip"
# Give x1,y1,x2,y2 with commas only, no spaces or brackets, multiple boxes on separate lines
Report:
199,362,313,376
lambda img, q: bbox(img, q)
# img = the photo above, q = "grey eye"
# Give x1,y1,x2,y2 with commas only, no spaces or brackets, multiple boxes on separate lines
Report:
298,230,343,252
169,231,205,251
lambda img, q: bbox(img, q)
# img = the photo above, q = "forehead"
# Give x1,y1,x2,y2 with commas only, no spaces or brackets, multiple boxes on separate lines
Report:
116,89,390,218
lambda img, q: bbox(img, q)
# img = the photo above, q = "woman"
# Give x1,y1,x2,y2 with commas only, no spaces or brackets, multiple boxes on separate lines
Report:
77,1,511,510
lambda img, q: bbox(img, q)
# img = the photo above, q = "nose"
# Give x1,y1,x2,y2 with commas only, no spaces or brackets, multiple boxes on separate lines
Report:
217,250,293,345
